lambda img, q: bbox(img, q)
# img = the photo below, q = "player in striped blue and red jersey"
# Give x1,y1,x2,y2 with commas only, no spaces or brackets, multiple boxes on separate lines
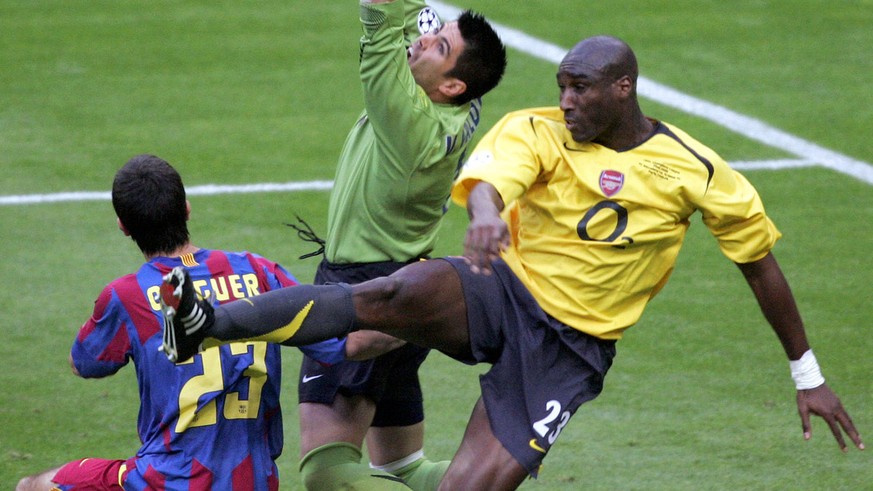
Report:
16,154,346,491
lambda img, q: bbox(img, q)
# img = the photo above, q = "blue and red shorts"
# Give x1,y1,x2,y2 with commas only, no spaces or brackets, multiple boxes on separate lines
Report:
52,457,133,490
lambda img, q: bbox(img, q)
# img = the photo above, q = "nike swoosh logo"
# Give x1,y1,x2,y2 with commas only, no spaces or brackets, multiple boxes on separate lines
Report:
249,300,314,344
529,438,546,453
302,374,324,383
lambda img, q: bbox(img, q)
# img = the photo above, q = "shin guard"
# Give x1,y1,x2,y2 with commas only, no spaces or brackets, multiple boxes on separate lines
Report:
211,283,356,346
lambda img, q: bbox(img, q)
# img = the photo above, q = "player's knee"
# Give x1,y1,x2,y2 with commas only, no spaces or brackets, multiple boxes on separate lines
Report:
16,467,65,491
354,276,407,312
15,475,38,491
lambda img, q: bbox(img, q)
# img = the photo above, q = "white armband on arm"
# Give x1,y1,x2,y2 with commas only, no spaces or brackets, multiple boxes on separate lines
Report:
789,349,825,390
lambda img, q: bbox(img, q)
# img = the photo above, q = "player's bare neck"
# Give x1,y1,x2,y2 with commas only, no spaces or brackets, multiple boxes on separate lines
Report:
601,114,654,152
146,243,200,260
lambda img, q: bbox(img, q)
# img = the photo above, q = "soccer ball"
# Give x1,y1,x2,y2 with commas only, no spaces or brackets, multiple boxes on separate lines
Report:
417,7,441,35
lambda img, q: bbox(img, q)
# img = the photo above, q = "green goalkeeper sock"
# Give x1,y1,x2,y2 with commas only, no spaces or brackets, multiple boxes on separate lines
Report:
299,442,411,490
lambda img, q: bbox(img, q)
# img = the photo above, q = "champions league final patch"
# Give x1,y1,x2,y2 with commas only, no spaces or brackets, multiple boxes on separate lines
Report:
418,7,441,35
599,170,624,197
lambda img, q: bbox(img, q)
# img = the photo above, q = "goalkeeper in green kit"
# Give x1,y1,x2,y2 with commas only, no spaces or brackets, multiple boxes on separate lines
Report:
289,1,505,489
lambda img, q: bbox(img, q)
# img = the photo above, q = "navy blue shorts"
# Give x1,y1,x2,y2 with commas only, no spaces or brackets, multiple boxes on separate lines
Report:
298,259,430,427
443,257,616,476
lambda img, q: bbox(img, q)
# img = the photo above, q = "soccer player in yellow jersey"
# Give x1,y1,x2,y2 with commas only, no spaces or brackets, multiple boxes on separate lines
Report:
160,35,863,490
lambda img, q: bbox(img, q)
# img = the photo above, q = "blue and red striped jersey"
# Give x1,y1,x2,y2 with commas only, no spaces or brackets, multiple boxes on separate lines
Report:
71,248,345,490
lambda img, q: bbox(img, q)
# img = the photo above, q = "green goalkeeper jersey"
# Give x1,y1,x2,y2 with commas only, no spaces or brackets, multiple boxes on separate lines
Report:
324,0,482,263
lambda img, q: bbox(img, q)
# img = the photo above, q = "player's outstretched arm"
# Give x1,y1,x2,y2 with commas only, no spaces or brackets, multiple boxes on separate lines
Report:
736,253,864,451
346,330,406,361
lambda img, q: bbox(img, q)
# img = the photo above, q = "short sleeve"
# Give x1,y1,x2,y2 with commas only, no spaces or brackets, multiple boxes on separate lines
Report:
452,111,546,208
698,163,782,263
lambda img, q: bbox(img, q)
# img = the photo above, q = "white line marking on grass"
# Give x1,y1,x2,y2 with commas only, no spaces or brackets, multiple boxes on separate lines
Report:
0,181,334,206
185,180,334,196
0,191,112,205
430,1,873,185
0,161,806,205
730,159,816,171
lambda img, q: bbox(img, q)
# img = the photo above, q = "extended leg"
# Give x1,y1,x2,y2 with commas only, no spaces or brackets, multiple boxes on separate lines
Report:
351,259,472,360
161,259,470,362
160,267,356,362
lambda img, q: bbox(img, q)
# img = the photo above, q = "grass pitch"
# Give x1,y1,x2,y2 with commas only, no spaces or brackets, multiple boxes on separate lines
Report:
1,1,871,489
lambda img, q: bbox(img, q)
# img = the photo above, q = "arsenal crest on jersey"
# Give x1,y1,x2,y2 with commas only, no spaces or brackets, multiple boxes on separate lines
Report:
599,170,624,197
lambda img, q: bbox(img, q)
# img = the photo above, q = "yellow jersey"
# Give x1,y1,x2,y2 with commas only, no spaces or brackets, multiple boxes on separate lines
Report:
452,107,780,339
